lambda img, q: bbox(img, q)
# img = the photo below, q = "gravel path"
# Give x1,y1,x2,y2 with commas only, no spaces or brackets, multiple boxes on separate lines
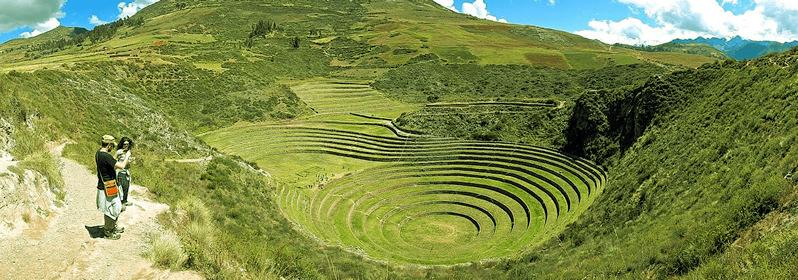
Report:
0,146,202,280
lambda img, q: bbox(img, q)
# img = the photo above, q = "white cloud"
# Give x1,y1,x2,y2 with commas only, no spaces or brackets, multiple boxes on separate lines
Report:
117,0,159,19
534,0,556,5
575,17,700,45
755,0,798,36
0,0,64,33
620,0,737,35
431,0,509,23
89,15,108,26
461,0,508,23
20,17,61,38
576,0,798,45
434,0,457,11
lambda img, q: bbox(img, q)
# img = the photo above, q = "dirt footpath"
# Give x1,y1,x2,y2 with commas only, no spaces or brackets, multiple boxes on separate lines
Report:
0,147,202,280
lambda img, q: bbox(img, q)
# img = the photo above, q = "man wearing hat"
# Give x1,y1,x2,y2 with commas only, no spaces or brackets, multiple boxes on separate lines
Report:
96,135,132,240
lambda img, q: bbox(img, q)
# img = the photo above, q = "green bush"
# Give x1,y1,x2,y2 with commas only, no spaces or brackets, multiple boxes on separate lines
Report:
146,230,189,270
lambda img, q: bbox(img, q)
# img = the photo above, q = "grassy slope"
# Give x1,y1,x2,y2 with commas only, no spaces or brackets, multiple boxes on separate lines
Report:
374,63,668,147
528,53,798,278
0,26,86,63
359,1,718,69
0,0,716,73
622,42,730,60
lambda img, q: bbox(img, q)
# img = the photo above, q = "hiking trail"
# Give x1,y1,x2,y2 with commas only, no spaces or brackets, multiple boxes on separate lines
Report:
0,143,202,280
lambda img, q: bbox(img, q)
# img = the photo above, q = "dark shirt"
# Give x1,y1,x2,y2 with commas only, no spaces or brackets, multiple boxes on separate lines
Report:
96,150,117,190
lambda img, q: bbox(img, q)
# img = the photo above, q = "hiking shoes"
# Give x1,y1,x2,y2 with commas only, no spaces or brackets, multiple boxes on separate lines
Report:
105,231,121,240
115,227,125,234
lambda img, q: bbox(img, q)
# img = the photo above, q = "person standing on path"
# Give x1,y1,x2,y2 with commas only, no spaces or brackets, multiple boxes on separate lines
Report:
115,137,135,206
96,135,131,240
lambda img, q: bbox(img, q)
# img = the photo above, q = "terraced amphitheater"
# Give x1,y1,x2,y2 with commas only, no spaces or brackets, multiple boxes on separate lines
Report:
202,79,606,265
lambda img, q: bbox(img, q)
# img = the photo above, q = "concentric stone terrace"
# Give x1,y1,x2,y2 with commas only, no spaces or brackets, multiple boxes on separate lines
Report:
202,79,606,265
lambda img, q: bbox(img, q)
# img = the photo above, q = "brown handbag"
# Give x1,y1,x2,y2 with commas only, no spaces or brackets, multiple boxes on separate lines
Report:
103,179,120,198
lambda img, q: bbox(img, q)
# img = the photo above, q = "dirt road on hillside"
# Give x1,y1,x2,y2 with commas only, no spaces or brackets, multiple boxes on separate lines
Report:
0,145,202,280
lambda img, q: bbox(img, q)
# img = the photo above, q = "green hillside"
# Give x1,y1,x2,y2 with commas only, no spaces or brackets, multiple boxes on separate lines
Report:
621,42,730,60
0,0,716,73
547,51,798,278
6,0,796,279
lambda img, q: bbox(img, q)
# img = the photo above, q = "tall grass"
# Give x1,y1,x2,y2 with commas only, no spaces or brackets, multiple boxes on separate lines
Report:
145,229,189,270
6,117,66,203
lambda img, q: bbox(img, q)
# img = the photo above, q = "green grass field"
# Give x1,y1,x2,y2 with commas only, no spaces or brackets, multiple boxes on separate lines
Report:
202,79,606,265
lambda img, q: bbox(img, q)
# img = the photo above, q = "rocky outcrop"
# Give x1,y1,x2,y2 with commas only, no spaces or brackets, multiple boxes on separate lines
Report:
0,118,14,156
0,120,59,238
0,165,59,238
563,69,722,164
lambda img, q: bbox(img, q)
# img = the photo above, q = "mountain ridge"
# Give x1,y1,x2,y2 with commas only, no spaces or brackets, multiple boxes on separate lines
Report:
0,0,719,72
669,36,798,60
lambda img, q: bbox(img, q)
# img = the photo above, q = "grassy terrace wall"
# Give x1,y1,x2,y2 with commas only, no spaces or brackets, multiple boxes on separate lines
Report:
288,78,420,119
202,79,606,266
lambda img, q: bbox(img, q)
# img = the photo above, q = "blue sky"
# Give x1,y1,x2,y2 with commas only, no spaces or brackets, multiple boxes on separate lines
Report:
1,0,797,45
437,0,798,45
0,0,156,44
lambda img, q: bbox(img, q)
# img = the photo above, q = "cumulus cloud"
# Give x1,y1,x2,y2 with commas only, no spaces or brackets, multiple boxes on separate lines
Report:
89,15,108,26
431,0,508,23
20,17,61,38
755,0,798,36
0,0,64,33
117,0,159,19
461,0,508,23
576,0,798,45
575,18,700,45
434,0,457,11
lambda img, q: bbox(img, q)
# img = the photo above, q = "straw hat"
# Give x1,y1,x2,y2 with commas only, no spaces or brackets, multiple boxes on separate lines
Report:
101,135,116,146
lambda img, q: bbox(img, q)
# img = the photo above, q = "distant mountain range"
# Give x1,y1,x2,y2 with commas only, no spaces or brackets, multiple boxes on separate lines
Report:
669,36,798,60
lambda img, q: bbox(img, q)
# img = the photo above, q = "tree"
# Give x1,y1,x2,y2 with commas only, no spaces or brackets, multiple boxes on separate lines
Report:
248,20,277,39
291,37,301,49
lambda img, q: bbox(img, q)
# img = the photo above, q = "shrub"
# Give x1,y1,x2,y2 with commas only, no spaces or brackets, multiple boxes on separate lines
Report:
290,37,301,49
145,230,189,270
173,196,213,226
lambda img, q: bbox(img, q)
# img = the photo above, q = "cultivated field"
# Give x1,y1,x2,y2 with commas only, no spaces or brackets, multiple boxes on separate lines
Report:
202,79,606,265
